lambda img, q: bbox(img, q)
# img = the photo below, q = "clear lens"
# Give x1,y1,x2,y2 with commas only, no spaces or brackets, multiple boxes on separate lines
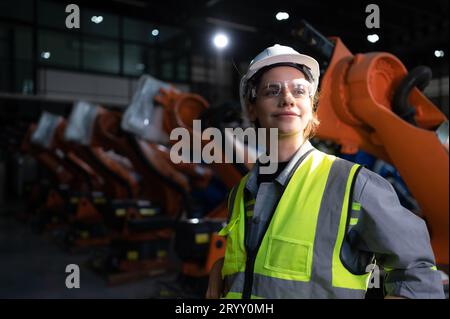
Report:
255,78,312,99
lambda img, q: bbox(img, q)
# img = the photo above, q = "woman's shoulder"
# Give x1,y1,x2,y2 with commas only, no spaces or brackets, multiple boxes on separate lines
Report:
353,166,396,203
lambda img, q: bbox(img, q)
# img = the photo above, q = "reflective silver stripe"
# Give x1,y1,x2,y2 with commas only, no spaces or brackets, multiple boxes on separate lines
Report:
225,272,244,296
309,158,364,297
225,273,365,299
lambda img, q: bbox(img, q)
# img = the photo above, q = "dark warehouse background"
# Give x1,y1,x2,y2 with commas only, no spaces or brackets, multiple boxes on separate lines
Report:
0,0,448,300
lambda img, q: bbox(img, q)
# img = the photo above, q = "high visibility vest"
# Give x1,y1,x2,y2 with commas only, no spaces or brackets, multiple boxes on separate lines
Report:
219,150,372,298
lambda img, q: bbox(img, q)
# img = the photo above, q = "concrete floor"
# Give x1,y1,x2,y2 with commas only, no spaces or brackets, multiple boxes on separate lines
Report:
0,204,203,299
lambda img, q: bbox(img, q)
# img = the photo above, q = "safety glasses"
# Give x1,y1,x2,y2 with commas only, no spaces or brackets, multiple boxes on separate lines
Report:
251,78,313,100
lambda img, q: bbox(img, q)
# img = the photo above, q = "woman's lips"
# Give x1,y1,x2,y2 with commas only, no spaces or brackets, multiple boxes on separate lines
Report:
273,112,300,117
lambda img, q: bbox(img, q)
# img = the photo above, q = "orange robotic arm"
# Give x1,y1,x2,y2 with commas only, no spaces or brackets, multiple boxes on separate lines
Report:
316,37,448,265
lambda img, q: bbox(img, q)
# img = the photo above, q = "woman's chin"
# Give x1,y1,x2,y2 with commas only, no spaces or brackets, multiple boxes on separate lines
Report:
277,127,303,137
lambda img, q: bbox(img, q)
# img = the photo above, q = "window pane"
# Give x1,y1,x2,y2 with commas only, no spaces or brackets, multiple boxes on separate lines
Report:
124,44,157,76
124,44,144,76
0,24,34,93
146,48,157,76
177,56,189,82
38,0,72,30
123,18,157,44
15,26,33,61
158,25,187,49
0,58,11,92
82,37,119,73
0,24,11,60
160,50,174,80
15,60,34,94
0,24,32,61
38,30,80,68
0,60,33,94
81,10,119,38
0,0,33,22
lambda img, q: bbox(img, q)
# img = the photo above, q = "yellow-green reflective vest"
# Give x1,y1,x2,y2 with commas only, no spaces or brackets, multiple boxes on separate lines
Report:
219,150,372,299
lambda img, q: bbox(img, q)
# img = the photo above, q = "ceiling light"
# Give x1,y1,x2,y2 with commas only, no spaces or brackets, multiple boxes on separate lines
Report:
40,51,51,59
434,50,445,58
276,12,289,21
367,34,379,43
91,16,103,24
213,33,229,49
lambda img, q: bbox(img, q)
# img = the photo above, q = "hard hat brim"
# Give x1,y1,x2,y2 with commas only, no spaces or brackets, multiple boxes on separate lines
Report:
246,53,320,94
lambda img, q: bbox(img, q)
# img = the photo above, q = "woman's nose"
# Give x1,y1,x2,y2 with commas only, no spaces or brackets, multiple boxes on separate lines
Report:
279,88,295,107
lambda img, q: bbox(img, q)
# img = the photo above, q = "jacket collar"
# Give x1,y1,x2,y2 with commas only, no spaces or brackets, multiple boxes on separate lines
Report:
245,140,316,196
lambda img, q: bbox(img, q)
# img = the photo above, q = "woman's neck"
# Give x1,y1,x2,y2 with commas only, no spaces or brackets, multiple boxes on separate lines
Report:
266,132,305,163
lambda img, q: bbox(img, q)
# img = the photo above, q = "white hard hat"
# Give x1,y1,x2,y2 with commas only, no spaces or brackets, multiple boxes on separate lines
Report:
239,44,320,113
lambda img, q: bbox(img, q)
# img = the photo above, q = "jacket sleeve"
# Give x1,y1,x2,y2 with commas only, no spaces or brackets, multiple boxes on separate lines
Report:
350,168,444,299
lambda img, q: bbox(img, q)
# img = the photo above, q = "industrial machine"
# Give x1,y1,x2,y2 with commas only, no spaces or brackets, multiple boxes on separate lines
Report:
21,112,105,234
292,21,448,267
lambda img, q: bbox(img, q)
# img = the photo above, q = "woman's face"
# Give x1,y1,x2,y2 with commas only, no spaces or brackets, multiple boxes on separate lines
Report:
247,66,313,137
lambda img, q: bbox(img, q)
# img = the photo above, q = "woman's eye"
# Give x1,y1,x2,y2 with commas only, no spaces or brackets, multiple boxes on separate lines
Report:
264,89,279,96
293,87,307,96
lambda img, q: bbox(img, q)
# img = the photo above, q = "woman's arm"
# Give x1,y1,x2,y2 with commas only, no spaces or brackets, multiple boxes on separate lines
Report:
206,257,225,299
350,168,444,299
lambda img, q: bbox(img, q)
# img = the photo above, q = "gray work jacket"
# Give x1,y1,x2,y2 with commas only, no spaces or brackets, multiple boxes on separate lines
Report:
227,141,444,299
